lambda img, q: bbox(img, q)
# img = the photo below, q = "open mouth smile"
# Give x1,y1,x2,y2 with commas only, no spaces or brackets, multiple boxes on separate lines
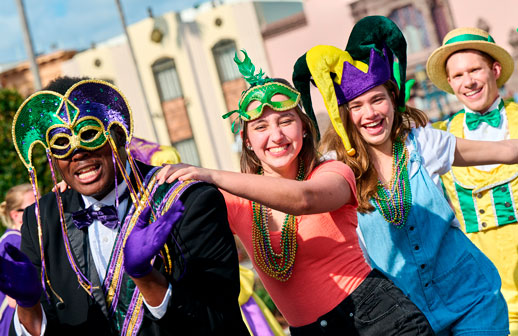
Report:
465,88,482,97
267,144,290,155
75,164,101,183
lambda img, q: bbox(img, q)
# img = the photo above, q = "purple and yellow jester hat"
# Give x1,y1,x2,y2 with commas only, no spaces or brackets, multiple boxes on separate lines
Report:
11,79,134,297
223,50,319,136
292,15,412,156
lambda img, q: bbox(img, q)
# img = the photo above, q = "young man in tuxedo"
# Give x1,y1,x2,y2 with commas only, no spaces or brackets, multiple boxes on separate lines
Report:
1,79,248,335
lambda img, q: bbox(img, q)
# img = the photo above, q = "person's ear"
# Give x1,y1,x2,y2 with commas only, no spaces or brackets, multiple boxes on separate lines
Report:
492,61,502,81
9,209,22,226
240,130,250,147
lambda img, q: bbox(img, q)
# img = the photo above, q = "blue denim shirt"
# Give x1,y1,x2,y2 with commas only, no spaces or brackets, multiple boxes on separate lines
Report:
357,130,508,334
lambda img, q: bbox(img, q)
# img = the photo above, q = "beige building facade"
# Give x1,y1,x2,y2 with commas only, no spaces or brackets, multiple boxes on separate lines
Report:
62,2,279,171
5,0,516,170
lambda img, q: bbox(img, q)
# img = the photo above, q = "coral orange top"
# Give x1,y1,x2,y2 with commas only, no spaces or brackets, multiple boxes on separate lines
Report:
223,160,370,326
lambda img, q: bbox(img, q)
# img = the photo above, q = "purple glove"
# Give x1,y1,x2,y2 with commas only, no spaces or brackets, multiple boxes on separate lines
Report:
124,201,184,278
0,243,42,307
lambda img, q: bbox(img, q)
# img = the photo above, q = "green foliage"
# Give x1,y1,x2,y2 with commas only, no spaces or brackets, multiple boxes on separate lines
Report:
0,89,54,204
254,284,278,313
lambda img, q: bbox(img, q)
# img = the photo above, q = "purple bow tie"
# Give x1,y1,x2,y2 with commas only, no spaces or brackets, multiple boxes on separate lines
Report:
72,205,120,230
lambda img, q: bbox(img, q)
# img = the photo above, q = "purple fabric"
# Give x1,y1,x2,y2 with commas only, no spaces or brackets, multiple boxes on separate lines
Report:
241,296,275,336
0,243,41,307
336,48,392,105
0,230,21,334
66,82,131,136
123,201,184,278
129,137,161,164
0,230,21,255
72,205,120,230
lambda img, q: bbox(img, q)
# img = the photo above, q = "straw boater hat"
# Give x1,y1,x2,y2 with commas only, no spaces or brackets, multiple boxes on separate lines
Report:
426,27,514,94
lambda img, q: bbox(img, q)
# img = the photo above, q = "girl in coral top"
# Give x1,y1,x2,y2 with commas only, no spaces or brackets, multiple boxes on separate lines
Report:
159,51,433,335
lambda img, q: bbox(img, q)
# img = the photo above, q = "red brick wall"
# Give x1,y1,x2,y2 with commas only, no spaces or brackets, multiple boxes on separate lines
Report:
161,98,193,143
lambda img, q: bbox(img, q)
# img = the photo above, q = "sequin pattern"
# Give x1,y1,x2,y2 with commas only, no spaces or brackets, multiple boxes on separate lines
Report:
12,80,133,168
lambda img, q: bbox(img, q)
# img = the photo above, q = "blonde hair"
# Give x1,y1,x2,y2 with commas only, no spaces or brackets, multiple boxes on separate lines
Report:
240,78,320,178
0,184,34,229
319,81,428,213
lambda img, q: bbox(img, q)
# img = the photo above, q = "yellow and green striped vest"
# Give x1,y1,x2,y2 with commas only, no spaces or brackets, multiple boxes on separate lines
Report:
437,101,518,233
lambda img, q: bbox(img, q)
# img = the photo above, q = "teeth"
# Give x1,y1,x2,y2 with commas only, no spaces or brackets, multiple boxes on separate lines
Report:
77,167,95,174
365,121,381,127
465,89,480,97
77,166,98,179
78,170,97,179
269,146,287,153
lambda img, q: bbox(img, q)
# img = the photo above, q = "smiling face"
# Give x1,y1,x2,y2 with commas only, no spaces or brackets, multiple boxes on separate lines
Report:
245,105,304,178
446,50,501,113
347,84,395,153
55,141,125,200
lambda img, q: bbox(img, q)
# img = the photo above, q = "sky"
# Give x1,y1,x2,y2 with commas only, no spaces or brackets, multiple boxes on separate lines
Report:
0,0,203,65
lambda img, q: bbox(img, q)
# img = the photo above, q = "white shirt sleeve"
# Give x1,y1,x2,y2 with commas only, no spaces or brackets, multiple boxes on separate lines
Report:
410,125,456,184
142,283,172,319
13,304,47,336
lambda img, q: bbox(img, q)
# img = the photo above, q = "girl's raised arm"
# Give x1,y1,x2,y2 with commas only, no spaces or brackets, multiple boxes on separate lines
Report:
157,163,353,215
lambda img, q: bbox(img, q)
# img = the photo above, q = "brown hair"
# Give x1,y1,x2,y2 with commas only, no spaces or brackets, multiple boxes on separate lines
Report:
239,78,320,178
319,81,428,212
0,184,33,229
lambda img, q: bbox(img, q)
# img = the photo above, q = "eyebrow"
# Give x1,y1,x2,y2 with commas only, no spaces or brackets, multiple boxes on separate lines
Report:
279,111,296,117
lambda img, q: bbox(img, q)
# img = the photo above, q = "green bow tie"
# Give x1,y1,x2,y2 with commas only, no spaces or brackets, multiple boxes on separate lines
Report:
465,100,504,131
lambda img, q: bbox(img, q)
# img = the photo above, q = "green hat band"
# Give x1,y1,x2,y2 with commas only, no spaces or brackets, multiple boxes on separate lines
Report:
445,33,495,45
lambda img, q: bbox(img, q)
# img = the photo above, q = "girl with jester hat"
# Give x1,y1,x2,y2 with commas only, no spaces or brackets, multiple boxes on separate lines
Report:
158,50,434,335
294,15,511,335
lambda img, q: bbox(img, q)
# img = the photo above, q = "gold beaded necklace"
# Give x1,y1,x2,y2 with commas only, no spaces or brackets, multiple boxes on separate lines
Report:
373,138,412,228
251,161,304,282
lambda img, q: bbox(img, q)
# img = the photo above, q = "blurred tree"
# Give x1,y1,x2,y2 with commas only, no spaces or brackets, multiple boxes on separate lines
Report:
0,89,53,235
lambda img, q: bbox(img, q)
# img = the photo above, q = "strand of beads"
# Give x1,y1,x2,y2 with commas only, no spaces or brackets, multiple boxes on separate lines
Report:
373,138,412,228
251,162,304,281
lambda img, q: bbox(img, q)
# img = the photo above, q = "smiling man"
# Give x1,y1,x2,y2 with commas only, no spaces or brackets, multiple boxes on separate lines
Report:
427,27,518,335
1,79,248,335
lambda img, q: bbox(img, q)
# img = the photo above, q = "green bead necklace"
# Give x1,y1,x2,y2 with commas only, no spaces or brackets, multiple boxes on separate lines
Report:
373,138,412,228
251,161,305,282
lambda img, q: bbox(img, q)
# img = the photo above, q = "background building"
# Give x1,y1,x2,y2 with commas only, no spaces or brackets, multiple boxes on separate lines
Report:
0,49,76,98
2,0,516,172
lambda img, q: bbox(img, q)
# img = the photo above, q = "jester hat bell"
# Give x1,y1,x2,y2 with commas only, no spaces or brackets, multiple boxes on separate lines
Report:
293,15,409,156
426,27,514,94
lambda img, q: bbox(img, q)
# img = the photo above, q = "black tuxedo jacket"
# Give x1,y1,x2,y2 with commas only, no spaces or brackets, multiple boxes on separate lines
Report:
13,163,249,335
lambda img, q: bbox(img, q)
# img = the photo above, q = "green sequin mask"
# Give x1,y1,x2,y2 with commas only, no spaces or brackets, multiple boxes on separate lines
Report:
12,80,133,169
222,50,302,133
223,82,300,132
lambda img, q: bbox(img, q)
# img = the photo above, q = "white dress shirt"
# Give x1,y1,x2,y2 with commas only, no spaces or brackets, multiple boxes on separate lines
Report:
462,97,508,171
15,177,173,335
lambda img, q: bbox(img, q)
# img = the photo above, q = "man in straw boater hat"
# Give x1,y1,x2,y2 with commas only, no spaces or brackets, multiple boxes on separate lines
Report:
0,79,248,335
427,27,518,334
